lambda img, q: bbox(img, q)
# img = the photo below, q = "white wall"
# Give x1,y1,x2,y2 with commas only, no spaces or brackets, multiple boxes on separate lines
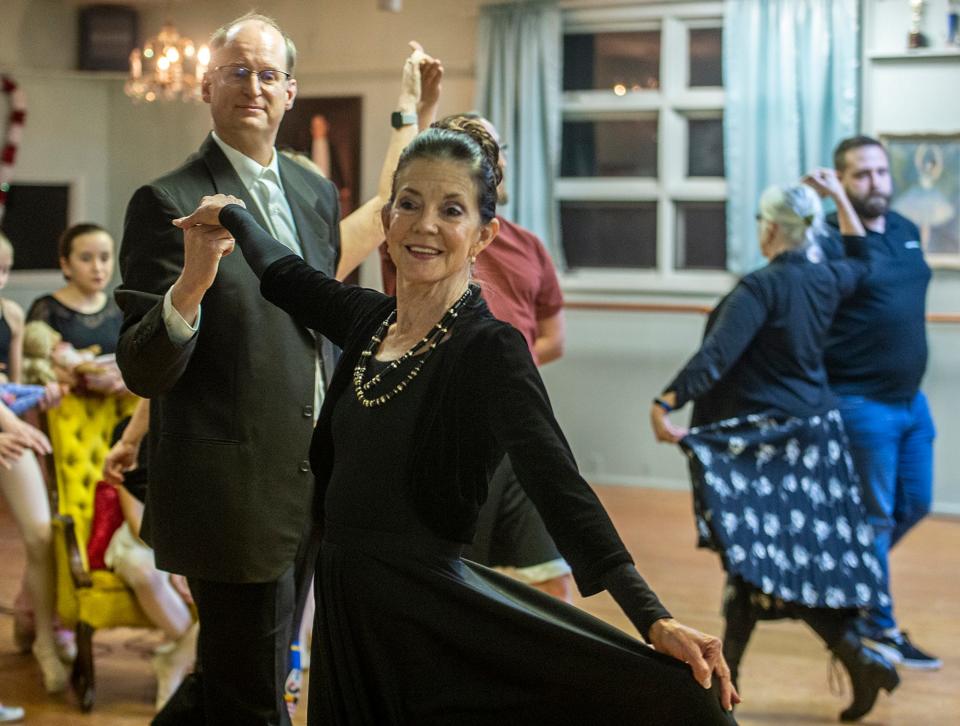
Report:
2,0,482,300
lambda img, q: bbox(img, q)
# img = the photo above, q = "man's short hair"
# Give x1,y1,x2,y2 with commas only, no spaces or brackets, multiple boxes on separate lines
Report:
209,12,297,75
833,135,887,173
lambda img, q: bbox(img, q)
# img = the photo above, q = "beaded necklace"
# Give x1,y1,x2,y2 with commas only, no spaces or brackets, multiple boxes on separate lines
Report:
353,285,474,408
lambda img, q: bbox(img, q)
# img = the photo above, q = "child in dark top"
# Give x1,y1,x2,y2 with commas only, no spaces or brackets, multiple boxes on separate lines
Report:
27,223,123,354
652,175,899,723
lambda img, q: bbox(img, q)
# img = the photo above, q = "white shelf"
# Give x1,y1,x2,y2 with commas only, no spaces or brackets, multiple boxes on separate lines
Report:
868,48,960,61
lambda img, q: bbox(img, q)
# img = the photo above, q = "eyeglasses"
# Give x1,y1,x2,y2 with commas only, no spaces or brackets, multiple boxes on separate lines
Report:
214,65,291,87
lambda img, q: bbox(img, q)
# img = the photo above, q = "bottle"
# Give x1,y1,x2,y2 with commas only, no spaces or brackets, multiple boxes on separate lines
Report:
948,0,959,46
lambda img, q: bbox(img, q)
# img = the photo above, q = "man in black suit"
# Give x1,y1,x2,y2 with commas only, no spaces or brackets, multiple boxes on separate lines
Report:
115,12,373,725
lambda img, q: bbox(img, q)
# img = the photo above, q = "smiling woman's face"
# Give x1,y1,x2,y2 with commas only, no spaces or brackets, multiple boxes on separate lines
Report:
385,157,493,288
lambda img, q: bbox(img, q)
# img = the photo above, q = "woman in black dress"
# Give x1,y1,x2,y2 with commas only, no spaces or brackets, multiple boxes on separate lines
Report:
650,175,898,722
175,122,737,724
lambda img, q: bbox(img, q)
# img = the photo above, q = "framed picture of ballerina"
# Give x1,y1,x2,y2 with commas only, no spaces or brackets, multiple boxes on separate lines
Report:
881,132,960,268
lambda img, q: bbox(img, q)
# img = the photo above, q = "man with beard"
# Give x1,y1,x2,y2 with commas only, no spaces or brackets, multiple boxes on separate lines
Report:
820,135,940,670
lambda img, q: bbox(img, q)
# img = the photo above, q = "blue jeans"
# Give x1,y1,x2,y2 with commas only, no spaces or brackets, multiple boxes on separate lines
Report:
837,391,935,633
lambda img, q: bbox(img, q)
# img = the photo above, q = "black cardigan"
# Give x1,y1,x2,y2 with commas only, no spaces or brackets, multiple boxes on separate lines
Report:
667,240,867,421
220,205,668,633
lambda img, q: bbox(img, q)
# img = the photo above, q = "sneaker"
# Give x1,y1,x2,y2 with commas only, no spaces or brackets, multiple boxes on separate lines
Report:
0,703,24,723
862,629,942,670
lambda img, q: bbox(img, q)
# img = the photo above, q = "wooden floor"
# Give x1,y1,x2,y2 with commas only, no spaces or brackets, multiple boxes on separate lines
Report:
1,486,957,725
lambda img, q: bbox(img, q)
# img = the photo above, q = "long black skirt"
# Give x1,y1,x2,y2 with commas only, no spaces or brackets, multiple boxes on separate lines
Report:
309,522,735,725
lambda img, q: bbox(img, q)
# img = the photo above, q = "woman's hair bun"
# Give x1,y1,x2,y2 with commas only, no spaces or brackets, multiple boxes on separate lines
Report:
431,114,503,188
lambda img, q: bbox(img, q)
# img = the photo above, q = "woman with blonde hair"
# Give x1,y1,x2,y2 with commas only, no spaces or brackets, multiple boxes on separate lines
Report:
651,173,898,722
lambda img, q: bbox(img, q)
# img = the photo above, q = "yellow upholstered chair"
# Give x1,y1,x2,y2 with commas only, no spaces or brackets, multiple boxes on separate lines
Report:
44,392,152,711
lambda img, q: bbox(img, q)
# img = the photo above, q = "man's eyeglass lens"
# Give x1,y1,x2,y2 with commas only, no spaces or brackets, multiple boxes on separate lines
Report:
218,66,289,86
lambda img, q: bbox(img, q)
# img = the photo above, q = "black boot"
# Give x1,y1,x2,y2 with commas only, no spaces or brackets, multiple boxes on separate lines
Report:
831,630,900,722
721,576,757,693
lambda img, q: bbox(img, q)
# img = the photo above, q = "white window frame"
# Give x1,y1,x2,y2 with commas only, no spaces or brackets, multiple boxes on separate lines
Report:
558,1,734,295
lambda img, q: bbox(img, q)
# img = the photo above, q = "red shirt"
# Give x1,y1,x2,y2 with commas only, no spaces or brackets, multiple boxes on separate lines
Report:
379,216,564,356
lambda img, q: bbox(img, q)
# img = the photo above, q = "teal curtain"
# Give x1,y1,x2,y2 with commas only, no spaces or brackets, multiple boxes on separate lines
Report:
476,0,564,266
723,0,859,274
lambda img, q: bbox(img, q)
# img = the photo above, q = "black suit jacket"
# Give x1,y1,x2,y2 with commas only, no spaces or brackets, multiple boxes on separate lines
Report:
115,134,340,583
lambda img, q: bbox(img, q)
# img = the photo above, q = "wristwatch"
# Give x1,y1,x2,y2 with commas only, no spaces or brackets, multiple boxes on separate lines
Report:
391,111,418,129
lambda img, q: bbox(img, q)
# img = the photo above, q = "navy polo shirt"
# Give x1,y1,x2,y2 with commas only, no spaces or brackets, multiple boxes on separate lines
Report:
821,211,931,402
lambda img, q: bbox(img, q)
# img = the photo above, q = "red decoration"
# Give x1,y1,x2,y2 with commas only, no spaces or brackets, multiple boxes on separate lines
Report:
0,75,27,222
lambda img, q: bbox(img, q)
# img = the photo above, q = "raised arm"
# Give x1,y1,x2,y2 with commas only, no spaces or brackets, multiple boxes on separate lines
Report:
336,42,443,279
803,168,869,296
175,197,386,347
803,168,865,238
114,185,202,397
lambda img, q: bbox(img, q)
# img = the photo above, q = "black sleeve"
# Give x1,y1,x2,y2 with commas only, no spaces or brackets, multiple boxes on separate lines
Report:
219,204,387,348
25,297,53,326
601,563,672,642
480,325,634,597
664,281,768,408
219,204,297,277
114,185,199,398
830,235,869,299
816,224,845,261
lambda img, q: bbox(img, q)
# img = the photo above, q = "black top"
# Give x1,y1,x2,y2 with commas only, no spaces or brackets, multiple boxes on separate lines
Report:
327,355,440,534
27,294,123,353
667,241,867,421
0,303,11,374
820,211,930,402
219,203,671,637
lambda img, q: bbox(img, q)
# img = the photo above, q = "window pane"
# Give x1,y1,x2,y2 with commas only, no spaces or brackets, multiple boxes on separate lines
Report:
676,202,726,270
563,31,660,92
689,28,722,87
561,201,657,269
561,118,658,177
688,117,724,177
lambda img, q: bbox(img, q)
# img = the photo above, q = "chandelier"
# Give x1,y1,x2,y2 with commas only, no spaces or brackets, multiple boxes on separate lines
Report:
126,22,210,103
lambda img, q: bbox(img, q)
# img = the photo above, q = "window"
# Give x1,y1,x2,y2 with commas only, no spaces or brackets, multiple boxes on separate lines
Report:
557,3,729,291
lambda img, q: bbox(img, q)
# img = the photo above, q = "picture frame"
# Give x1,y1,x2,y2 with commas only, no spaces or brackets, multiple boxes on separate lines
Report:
78,5,139,72
881,132,960,268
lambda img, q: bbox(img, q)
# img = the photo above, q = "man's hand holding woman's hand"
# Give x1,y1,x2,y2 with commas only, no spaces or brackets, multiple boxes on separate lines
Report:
169,195,245,320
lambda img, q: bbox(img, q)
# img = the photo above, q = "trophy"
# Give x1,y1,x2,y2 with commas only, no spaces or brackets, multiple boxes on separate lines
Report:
908,0,930,49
